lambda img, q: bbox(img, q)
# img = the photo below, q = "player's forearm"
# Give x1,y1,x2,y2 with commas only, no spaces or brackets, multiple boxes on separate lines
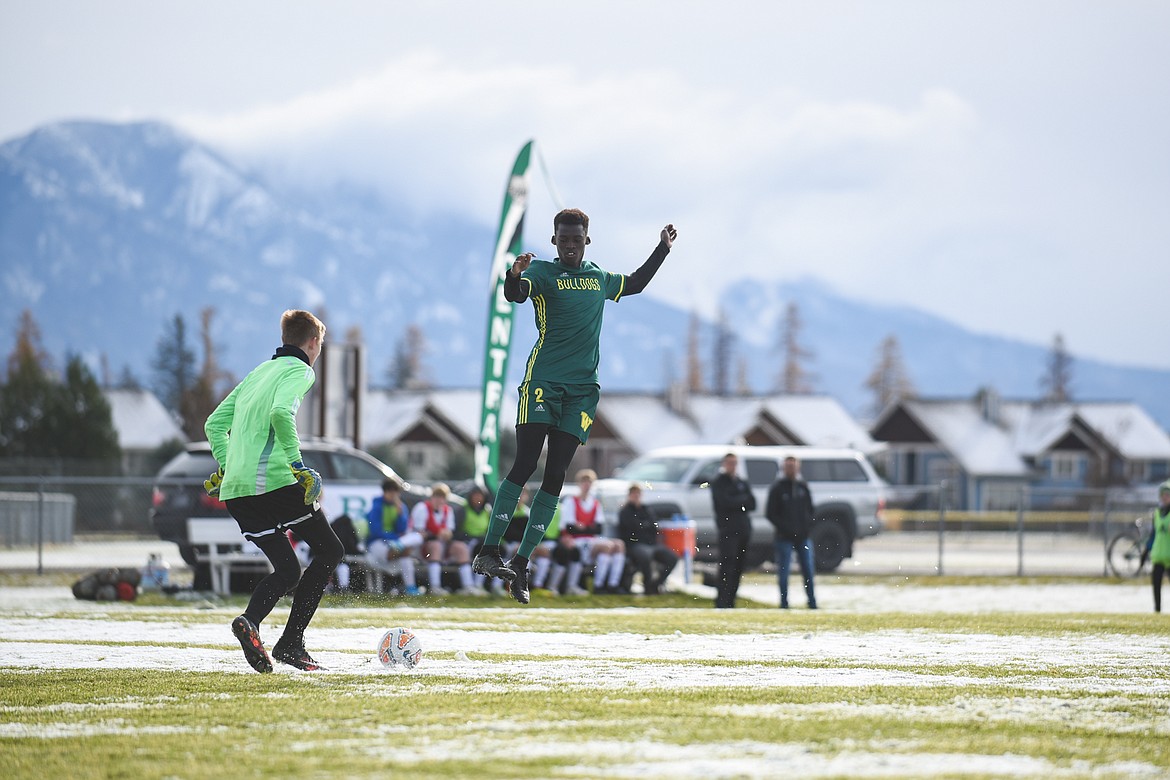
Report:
623,240,671,296
504,271,529,302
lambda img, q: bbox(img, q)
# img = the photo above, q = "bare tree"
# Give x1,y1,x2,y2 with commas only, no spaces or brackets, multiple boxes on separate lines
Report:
1040,333,1073,403
389,324,432,390
712,307,734,397
775,302,815,394
864,334,915,416
735,356,752,396
686,312,706,393
184,308,234,440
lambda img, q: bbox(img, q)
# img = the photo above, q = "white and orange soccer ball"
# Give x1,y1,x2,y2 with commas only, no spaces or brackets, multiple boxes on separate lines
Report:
377,627,423,669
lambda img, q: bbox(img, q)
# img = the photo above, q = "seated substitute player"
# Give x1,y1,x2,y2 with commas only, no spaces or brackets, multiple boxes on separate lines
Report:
203,309,343,673
560,468,627,594
618,483,679,595
458,485,493,591
413,483,476,595
365,478,423,595
472,208,677,603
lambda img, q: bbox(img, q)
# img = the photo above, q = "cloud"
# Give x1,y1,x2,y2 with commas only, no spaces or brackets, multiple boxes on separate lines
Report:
173,50,1167,369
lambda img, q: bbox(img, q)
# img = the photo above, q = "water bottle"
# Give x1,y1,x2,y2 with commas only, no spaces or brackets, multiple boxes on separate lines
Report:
141,553,171,590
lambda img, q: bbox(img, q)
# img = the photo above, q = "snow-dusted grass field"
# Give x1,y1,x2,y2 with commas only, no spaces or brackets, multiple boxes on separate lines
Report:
2,578,1169,779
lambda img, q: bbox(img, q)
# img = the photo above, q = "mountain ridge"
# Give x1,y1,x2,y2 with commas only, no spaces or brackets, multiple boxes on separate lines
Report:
2,119,1166,429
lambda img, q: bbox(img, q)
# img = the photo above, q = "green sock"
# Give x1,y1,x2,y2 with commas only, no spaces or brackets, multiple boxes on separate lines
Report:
518,490,560,559
483,479,523,547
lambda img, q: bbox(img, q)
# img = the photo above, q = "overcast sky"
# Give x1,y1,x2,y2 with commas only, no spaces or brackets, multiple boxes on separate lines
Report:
3,0,1168,369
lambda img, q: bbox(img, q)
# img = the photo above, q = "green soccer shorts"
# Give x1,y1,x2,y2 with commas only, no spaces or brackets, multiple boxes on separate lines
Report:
516,381,601,444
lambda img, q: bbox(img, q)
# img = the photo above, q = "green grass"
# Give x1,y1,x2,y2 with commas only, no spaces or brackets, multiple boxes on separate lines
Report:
2,667,1167,779
3,599,1170,779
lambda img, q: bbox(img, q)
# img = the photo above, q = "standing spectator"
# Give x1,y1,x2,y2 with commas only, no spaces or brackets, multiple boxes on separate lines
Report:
203,309,342,672
711,452,756,609
365,479,422,596
618,484,679,595
765,456,818,610
561,469,627,594
413,483,475,595
1141,480,1170,612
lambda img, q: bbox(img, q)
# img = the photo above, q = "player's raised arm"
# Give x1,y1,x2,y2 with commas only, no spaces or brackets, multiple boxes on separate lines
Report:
623,223,677,296
504,252,536,302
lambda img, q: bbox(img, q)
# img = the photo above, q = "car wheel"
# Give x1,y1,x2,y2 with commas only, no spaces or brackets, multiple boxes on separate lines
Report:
809,520,849,573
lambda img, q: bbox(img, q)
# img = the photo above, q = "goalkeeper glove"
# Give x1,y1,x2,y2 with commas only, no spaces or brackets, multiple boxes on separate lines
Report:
290,460,323,505
203,468,225,498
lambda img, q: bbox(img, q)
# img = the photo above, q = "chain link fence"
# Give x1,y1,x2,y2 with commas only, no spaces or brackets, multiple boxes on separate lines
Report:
865,482,1156,578
0,475,1161,581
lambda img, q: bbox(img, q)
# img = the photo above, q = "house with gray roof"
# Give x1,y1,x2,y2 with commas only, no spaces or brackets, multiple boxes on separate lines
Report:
870,389,1170,510
104,388,187,473
362,388,881,480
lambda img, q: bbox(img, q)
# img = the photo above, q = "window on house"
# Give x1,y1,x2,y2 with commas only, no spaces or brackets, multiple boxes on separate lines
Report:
1049,452,1083,481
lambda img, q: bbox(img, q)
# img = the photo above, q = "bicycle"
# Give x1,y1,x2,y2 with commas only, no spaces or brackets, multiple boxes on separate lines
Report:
1106,515,1150,578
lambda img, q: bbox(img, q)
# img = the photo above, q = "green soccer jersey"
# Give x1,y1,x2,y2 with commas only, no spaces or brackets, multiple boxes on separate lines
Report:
204,355,316,500
518,258,626,386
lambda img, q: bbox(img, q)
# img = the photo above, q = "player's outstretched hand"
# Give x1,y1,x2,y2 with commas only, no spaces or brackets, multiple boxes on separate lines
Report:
510,252,535,276
290,460,323,505
661,224,677,248
203,468,224,498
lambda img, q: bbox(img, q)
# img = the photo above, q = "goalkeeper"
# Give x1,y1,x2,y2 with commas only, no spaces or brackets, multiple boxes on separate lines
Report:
204,309,343,673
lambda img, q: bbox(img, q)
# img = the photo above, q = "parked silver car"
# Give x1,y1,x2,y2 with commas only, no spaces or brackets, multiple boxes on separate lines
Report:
591,444,886,572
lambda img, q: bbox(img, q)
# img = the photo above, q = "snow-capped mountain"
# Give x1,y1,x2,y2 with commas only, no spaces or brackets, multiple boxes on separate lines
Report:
2,120,1167,429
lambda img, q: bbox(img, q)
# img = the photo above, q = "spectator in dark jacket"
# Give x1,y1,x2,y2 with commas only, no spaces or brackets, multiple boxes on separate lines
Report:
711,453,756,609
618,484,679,595
765,456,817,609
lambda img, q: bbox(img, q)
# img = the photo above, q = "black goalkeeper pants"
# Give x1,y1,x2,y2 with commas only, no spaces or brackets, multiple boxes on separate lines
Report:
242,508,344,645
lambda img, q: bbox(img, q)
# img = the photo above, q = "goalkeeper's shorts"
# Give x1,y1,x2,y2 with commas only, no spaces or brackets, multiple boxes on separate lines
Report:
226,484,327,542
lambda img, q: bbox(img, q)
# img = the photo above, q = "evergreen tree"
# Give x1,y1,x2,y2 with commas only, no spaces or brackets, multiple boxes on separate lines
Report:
1040,333,1073,403
151,314,196,418
775,302,815,394
864,334,915,417
49,355,121,462
0,311,55,457
0,311,120,466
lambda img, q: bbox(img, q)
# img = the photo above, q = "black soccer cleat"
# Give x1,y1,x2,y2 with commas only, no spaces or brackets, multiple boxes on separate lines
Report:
231,615,273,674
272,639,323,671
505,558,530,605
472,547,517,583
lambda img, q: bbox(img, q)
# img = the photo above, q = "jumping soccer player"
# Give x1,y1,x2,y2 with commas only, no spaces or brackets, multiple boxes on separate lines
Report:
472,208,677,603
204,309,344,672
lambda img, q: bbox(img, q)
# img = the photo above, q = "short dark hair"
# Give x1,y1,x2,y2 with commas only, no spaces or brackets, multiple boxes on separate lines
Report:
381,478,401,493
553,208,589,233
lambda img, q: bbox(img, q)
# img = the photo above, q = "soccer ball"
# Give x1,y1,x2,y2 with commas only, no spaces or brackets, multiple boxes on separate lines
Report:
378,627,423,669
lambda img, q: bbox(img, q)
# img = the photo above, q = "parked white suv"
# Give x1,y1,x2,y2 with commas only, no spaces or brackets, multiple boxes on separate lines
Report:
591,444,886,572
